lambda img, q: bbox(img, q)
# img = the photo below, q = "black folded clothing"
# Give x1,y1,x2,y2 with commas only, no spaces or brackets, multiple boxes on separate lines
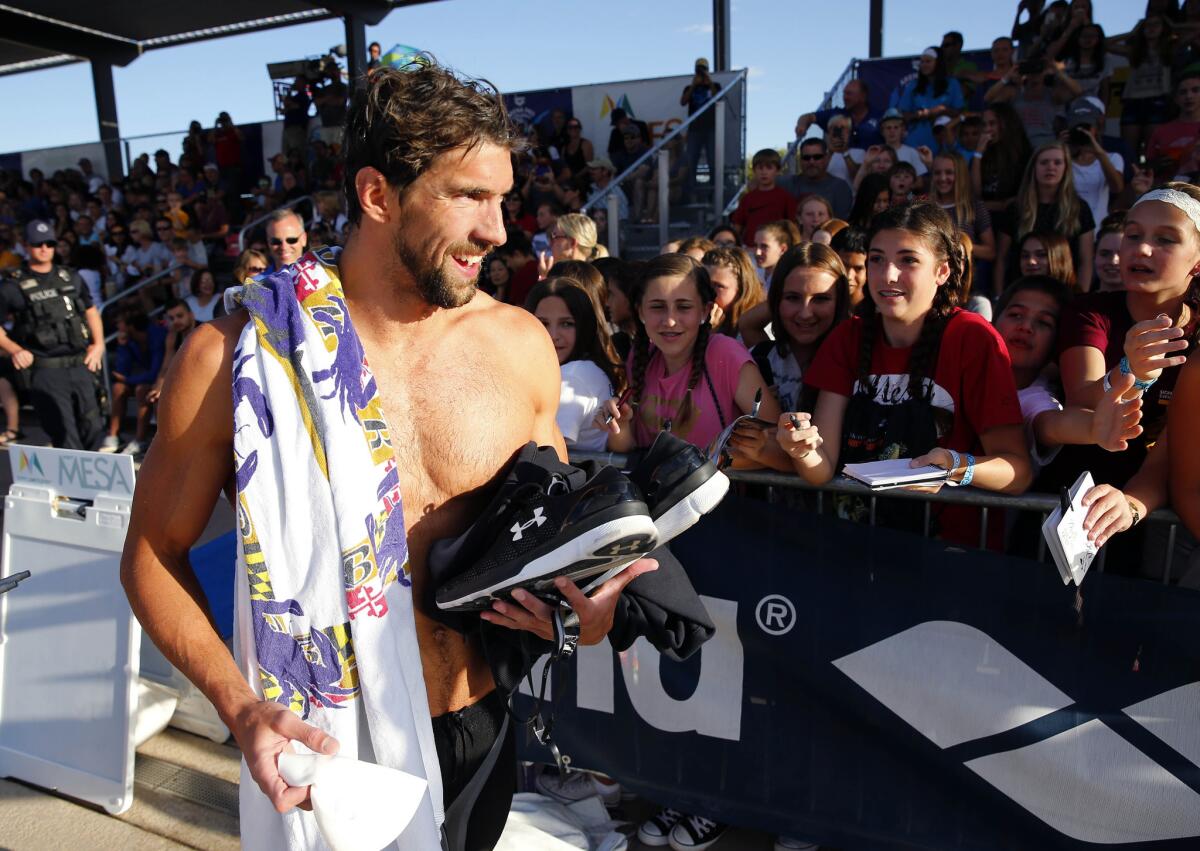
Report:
431,443,658,613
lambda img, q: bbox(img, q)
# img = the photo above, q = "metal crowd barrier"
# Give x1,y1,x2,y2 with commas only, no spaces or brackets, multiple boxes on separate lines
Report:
569,451,1187,584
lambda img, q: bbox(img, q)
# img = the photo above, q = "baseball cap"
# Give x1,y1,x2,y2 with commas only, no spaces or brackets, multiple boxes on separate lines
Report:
1066,96,1105,126
934,116,952,128
25,220,54,244
880,107,905,125
203,162,219,172
587,157,616,172
695,57,710,70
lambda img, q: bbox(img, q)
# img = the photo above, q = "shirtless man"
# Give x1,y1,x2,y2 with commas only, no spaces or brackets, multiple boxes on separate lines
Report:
120,63,654,849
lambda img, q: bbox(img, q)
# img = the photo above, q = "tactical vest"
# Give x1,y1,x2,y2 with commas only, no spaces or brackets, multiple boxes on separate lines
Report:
11,266,91,354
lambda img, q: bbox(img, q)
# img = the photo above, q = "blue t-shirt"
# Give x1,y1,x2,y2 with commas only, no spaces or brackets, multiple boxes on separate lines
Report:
896,78,965,151
814,107,882,149
114,323,168,386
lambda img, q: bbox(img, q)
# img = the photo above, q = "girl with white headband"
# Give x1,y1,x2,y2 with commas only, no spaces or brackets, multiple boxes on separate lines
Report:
1049,183,1200,565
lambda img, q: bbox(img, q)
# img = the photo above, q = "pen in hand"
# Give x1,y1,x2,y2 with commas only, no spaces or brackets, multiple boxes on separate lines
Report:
604,388,634,425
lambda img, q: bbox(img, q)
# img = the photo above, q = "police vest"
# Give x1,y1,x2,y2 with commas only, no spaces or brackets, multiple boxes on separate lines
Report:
11,266,91,355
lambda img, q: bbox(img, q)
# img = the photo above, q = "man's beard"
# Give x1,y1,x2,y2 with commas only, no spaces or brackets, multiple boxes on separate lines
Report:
393,231,481,309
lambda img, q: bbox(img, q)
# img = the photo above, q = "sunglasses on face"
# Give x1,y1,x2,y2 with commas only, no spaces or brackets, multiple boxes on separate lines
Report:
31,241,56,249
269,236,301,246
247,265,267,274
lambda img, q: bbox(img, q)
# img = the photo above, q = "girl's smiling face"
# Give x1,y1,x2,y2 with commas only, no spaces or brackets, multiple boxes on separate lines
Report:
533,294,577,365
1121,200,1200,297
638,274,710,364
995,289,1060,372
778,266,839,348
867,228,949,325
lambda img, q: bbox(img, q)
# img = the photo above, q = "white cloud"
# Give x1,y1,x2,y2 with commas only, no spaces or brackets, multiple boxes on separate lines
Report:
747,65,766,78
680,23,713,34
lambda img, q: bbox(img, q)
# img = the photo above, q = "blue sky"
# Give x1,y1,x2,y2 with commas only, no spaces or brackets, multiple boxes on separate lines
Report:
0,0,1144,161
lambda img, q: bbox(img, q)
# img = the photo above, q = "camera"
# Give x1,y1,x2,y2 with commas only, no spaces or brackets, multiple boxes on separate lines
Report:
1017,58,1044,76
1068,126,1092,147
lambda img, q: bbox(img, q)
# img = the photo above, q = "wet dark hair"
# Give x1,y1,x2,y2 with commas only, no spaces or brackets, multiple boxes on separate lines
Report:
858,202,965,403
526,277,624,394
342,59,523,224
630,254,717,431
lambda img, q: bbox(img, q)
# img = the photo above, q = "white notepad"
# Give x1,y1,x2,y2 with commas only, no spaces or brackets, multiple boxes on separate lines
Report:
1041,471,1099,586
841,458,949,490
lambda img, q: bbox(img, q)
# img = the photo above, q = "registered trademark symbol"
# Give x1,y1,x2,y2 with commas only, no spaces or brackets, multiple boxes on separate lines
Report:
756,594,796,635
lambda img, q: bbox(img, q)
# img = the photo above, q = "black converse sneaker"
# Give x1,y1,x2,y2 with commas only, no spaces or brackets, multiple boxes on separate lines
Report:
432,445,658,612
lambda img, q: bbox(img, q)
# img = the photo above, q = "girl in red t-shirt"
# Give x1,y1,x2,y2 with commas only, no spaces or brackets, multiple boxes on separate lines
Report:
776,201,1032,527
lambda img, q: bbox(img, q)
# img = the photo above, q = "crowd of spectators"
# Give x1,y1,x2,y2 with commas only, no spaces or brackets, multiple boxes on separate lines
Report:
0,4,1198,849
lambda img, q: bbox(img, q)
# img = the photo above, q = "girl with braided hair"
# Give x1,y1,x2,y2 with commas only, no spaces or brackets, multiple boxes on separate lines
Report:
776,201,1032,538
596,253,782,470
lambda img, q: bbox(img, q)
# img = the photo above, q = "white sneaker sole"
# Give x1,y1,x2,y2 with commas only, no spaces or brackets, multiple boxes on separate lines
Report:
579,470,731,595
637,827,675,847
654,469,730,543
435,514,658,611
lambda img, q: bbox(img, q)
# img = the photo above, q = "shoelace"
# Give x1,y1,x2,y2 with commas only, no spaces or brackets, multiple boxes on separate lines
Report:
506,603,579,780
687,816,718,834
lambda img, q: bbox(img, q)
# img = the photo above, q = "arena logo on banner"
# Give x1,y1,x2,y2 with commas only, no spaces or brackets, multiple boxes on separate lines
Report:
835,621,1200,844
524,595,745,742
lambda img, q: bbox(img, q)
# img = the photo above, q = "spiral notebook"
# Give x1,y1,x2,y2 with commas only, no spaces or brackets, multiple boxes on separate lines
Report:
841,459,949,490
1041,471,1099,586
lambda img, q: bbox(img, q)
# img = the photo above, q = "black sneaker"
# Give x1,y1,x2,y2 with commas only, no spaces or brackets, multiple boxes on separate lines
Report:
631,429,730,542
579,430,729,594
432,446,658,612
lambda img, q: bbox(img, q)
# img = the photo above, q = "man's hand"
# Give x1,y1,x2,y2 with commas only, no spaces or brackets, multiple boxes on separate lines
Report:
480,558,659,646
84,343,105,373
230,699,340,814
12,349,33,370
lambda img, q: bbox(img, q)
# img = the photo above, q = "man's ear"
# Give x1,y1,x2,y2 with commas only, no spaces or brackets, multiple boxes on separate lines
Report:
355,167,392,224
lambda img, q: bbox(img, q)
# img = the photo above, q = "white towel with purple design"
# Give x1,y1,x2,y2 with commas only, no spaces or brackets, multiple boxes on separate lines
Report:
226,246,442,850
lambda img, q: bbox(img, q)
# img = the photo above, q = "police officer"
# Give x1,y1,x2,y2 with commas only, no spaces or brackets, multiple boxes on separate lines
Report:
0,220,106,449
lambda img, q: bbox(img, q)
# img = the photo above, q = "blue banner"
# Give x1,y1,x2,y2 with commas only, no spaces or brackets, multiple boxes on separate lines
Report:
518,494,1200,849
503,88,575,136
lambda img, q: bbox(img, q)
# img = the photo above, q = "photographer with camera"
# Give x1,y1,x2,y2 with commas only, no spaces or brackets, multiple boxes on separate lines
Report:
1064,97,1124,227
314,67,348,149
985,56,1081,147
680,57,721,203
208,112,245,193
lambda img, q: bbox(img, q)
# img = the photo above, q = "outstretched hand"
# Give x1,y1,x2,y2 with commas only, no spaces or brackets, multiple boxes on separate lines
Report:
1124,314,1188,383
480,558,658,646
1092,371,1143,451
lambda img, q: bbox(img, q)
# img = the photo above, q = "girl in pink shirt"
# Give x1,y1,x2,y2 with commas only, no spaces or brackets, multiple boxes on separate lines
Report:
597,253,784,469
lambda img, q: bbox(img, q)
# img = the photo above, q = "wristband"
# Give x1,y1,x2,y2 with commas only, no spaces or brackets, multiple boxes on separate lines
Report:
1127,498,1141,527
1119,356,1157,391
944,449,961,485
960,453,976,488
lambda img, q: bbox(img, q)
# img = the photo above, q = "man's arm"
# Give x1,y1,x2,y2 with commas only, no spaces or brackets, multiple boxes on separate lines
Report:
120,315,336,814
481,308,656,645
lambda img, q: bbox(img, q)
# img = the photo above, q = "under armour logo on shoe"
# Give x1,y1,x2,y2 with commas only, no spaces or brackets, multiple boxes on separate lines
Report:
511,507,547,541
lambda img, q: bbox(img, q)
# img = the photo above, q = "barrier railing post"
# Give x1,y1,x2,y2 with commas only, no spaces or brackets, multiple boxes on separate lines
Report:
658,149,670,248
714,99,726,220
1163,522,1178,584
607,193,620,258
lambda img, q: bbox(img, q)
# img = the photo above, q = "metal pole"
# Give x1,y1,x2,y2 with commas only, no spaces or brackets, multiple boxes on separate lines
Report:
90,60,123,182
344,14,367,89
714,100,726,221
606,193,620,258
658,149,670,249
712,0,731,72
869,0,884,58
